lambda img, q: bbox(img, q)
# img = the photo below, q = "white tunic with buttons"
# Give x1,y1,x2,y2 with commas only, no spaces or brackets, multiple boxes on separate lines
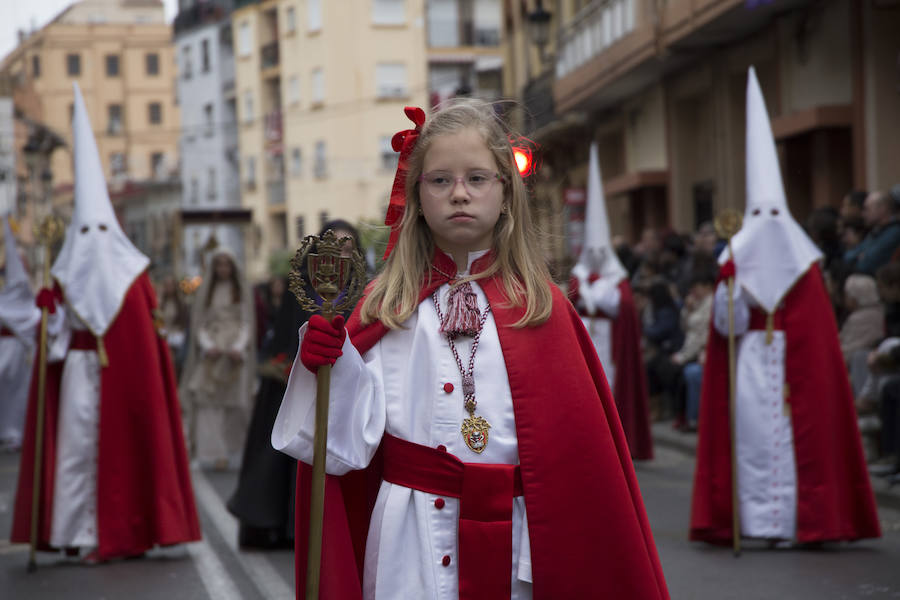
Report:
44,307,101,549
273,253,532,600
714,282,798,540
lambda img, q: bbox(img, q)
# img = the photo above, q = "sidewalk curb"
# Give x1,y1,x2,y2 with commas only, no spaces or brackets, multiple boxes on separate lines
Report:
652,424,900,513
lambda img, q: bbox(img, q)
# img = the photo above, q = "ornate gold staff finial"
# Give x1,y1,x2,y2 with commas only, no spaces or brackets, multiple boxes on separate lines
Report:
714,209,743,241
287,228,365,598
28,214,64,573
714,207,743,559
288,228,366,321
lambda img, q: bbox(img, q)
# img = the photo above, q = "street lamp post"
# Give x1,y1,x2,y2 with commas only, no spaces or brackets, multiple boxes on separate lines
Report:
527,0,553,66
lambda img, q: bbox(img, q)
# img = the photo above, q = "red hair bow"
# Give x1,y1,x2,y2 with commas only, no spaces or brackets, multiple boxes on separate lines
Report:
383,106,427,260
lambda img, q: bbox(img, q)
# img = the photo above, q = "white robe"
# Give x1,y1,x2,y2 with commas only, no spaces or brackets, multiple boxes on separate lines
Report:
573,273,621,388
43,307,101,550
273,253,532,600
0,333,36,448
714,283,798,540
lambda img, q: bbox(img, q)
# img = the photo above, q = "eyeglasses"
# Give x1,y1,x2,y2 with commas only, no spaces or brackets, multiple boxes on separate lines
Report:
418,170,505,199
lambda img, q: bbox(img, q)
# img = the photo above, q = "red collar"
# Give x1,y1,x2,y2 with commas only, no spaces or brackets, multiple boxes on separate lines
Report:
429,248,496,280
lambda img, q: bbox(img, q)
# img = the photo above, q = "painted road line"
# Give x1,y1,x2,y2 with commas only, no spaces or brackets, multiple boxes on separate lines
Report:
192,470,293,600
186,539,244,600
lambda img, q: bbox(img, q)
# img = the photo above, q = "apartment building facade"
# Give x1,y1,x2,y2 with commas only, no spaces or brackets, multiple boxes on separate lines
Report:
175,0,245,276
0,0,180,220
231,0,504,280
506,0,900,264
231,0,427,279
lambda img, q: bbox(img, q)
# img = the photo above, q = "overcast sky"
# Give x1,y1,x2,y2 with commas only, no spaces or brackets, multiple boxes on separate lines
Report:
1,0,178,62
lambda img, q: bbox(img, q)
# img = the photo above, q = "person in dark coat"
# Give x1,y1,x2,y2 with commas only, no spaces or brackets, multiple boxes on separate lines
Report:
227,219,362,548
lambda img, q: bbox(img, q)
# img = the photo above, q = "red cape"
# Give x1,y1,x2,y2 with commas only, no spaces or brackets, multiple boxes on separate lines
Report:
690,265,880,544
12,272,201,559
568,276,653,460
292,252,669,599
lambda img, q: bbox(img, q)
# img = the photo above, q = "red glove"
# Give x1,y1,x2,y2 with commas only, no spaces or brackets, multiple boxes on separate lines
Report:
588,273,601,284
300,314,347,374
717,260,736,284
36,288,59,314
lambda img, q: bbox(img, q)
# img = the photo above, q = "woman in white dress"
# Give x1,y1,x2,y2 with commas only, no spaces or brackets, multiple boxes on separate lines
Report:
181,249,255,468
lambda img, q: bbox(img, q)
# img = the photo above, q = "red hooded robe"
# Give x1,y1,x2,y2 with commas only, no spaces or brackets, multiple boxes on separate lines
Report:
292,252,669,599
568,276,653,460
11,272,202,559
690,265,880,544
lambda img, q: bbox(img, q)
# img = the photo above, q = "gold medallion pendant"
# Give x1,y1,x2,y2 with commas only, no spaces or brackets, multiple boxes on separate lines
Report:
461,415,491,454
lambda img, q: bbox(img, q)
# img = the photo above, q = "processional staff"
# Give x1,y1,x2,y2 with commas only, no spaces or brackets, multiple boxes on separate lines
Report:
28,215,64,572
288,229,366,599
715,209,743,558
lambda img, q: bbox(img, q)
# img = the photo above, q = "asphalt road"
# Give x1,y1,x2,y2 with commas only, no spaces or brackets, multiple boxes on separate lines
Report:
2,442,899,599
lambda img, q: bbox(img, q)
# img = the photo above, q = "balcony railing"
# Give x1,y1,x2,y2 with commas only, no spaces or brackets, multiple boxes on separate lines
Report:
522,70,555,133
261,41,279,70
555,0,636,79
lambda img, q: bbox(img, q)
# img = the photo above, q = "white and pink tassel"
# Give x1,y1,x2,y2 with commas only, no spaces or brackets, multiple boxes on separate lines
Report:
439,281,482,338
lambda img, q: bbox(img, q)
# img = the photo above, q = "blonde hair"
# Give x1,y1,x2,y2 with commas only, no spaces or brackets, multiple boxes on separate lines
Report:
361,99,553,329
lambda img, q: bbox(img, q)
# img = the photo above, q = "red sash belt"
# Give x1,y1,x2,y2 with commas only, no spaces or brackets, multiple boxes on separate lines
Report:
748,308,784,331
381,433,523,600
0,326,13,337
70,330,98,351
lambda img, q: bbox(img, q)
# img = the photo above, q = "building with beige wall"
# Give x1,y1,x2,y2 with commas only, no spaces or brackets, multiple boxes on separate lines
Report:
232,0,430,279
1,0,180,223
232,0,503,280
505,0,900,262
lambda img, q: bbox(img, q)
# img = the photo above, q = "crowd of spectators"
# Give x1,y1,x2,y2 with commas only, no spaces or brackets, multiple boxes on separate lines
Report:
616,185,900,466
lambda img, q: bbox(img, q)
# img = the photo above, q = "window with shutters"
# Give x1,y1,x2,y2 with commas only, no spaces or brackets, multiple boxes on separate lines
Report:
308,0,322,32
373,0,405,25
375,63,407,99
66,54,81,76
311,68,324,105
314,141,327,178
106,54,120,77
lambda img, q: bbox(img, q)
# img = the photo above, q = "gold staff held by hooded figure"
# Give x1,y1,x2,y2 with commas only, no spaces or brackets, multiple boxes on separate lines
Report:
714,208,743,558
27,214,64,572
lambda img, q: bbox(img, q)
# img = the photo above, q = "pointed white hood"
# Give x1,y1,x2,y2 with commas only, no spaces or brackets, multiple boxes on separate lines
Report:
721,66,821,313
572,142,628,285
51,83,149,336
0,217,40,344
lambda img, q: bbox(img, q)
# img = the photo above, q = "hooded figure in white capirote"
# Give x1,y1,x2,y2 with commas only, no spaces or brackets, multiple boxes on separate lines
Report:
11,82,200,562
567,142,653,460
0,217,40,449
690,67,880,546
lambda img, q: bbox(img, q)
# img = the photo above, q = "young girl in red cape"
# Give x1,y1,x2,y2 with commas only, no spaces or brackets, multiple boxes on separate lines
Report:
272,100,669,599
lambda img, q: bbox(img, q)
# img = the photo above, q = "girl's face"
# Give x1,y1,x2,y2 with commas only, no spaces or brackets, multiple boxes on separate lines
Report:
419,128,504,260
214,254,233,280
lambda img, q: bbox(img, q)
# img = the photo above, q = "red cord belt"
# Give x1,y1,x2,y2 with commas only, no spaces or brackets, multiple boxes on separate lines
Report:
69,330,98,351
748,308,785,331
381,433,523,599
